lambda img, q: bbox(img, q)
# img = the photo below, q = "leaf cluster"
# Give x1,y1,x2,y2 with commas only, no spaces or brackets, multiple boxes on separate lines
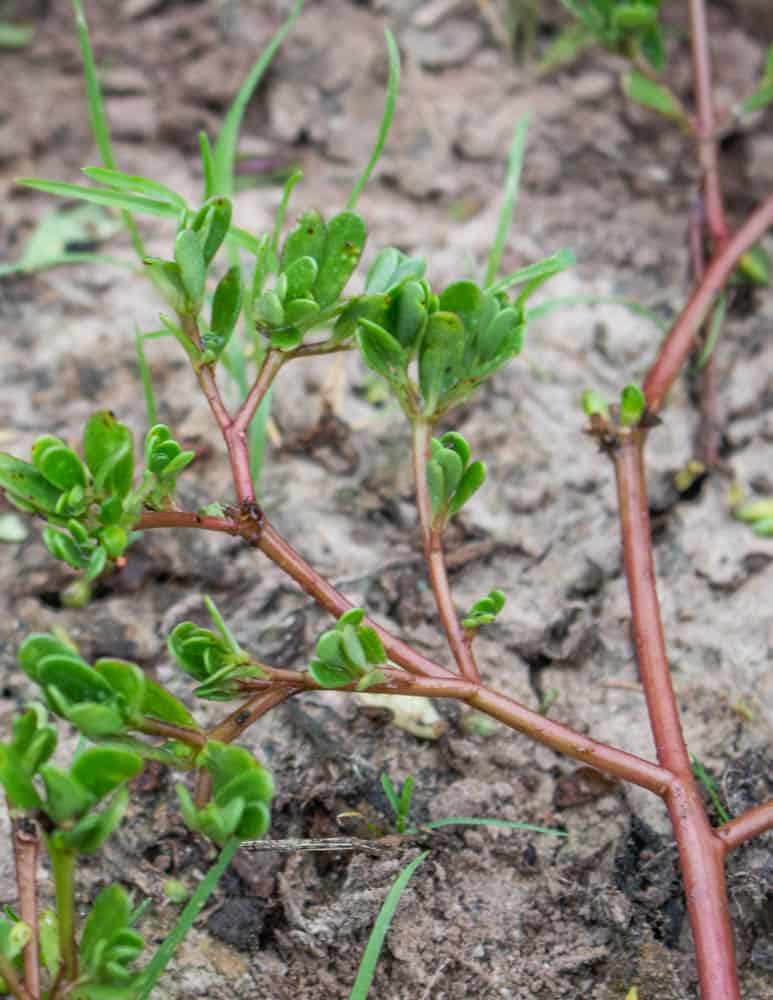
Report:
308,609,388,690
560,0,665,69
734,498,773,537
581,382,646,426
0,704,141,853
177,742,274,845
0,414,194,582
356,251,575,418
426,432,486,529
167,596,265,700
462,590,507,630
17,633,197,745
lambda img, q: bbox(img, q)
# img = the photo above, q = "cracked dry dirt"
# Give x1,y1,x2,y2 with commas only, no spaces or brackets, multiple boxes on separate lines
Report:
0,0,772,997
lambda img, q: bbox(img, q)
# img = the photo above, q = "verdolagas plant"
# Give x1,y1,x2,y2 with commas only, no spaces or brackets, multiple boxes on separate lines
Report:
1,1,772,998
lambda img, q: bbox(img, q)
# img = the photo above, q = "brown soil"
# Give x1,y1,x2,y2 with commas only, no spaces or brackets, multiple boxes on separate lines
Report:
1,1,772,998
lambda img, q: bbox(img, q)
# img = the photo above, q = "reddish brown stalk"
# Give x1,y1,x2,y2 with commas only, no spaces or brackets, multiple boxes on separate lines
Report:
642,194,773,413
613,432,739,1000
233,348,284,435
10,817,40,1000
688,0,729,249
717,801,773,853
411,420,480,682
687,0,729,467
207,686,296,744
137,718,207,749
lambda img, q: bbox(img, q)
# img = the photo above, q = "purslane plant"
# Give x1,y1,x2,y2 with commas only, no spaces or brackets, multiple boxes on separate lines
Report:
1,2,772,1000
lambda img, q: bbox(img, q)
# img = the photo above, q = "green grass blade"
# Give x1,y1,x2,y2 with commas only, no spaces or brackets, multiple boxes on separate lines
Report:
405,817,567,837
489,248,575,295
349,851,429,1000
17,178,180,219
136,837,240,999
271,169,304,255
527,293,668,332
212,0,304,196
0,253,133,277
135,328,158,428
71,0,145,259
82,167,189,212
484,114,530,288
346,30,400,211
199,131,216,201
694,292,727,370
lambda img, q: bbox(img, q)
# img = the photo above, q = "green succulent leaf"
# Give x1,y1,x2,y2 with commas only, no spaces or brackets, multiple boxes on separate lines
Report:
32,442,87,492
308,658,356,688
280,209,326,274
0,745,43,810
283,298,320,326
254,289,285,328
313,211,367,307
93,659,146,715
448,460,486,515
418,312,465,415
365,247,426,294
0,915,31,962
357,626,387,665
582,389,609,419
357,320,406,382
192,196,232,266
139,678,197,728
283,255,318,300
40,766,94,823
54,786,131,852
393,280,428,351
210,266,243,345
439,432,471,468
83,411,134,498
18,634,78,682
333,293,390,342
269,327,303,351
339,608,366,627
38,655,114,704
174,228,207,311
622,69,685,120
0,454,63,513
619,383,646,426
71,747,143,800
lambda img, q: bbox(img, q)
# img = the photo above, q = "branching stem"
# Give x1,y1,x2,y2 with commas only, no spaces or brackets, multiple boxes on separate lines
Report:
717,801,773,853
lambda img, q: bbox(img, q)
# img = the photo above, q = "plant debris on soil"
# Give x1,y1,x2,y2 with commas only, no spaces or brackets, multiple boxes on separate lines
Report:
0,1,772,997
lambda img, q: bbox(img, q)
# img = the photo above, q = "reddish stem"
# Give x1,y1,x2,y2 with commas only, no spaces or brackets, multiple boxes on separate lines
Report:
642,194,773,414
688,0,729,249
717,801,773,853
10,817,40,1000
207,686,296,743
411,420,480,682
137,718,207,749
613,433,739,1000
233,348,284,435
